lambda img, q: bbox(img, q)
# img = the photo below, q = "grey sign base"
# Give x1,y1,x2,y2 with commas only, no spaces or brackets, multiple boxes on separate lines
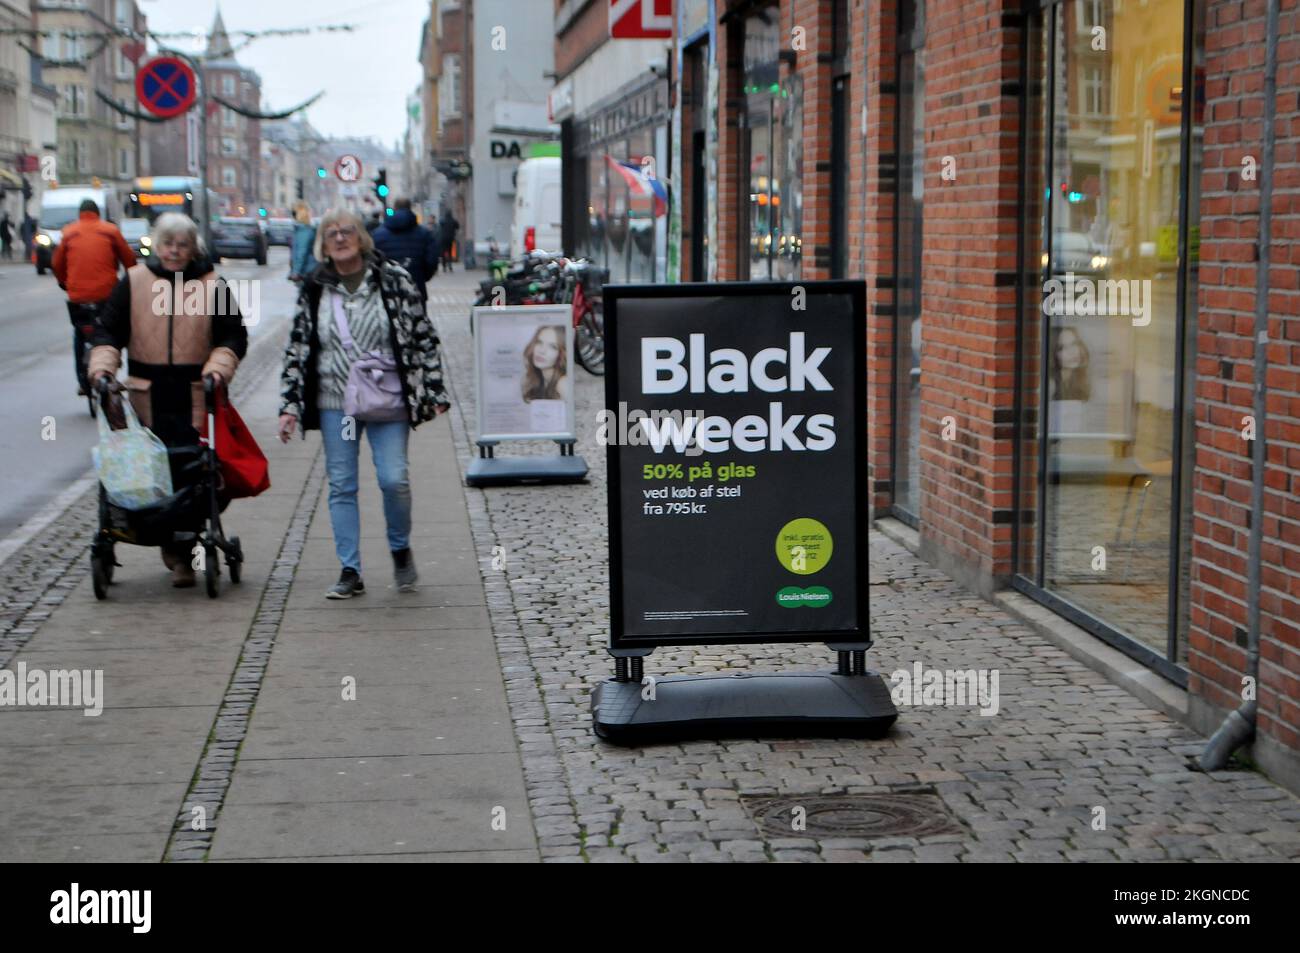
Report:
465,454,589,487
592,671,898,746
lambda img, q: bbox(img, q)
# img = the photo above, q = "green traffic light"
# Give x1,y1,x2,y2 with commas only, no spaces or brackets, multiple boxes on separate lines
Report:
258,208,267,217
377,185,389,198
317,168,327,178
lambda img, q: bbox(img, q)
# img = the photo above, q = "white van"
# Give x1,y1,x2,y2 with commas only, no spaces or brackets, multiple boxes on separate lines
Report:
35,185,124,274
510,156,562,258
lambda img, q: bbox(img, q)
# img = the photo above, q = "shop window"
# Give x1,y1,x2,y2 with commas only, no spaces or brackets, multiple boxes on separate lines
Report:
740,7,802,281
892,0,925,520
1017,0,1205,677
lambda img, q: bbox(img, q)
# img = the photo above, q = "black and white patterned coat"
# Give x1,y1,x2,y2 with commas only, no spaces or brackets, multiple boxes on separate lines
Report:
279,252,451,431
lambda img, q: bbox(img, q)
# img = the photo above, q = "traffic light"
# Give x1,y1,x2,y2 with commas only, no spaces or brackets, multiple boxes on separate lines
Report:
316,167,327,178
373,168,388,202
295,179,304,200
258,207,267,217
21,177,32,202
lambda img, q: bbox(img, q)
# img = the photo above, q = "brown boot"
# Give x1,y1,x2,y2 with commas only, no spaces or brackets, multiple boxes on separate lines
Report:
171,562,196,588
162,550,179,570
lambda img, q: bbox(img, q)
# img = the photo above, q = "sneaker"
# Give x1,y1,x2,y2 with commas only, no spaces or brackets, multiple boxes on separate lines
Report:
392,548,418,592
171,563,196,588
326,568,365,599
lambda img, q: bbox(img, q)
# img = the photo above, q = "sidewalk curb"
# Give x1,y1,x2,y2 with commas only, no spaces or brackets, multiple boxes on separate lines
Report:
438,294,580,864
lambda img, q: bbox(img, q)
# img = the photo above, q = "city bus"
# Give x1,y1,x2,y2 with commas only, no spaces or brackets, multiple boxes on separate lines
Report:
127,176,222,226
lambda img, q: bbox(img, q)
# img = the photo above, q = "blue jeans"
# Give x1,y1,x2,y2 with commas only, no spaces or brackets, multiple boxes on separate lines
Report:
319,409,412,573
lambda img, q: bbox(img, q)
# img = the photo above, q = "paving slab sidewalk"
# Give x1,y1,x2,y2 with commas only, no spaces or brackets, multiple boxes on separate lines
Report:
1,313,538,863
208,393,537,862
0,359,311,862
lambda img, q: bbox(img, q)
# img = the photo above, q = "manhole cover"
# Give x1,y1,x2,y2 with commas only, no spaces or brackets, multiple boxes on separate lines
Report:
742,792,965,840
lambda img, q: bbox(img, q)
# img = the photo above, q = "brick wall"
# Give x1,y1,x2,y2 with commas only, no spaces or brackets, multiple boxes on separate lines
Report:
555,0,608,79
914,0,1024,592
1190,0,1300,780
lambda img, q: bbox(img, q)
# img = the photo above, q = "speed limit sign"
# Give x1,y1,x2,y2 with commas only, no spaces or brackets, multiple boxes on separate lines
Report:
334,154,362,182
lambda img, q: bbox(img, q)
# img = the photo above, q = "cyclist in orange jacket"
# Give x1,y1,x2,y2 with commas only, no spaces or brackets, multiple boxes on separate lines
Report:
52,199,135,395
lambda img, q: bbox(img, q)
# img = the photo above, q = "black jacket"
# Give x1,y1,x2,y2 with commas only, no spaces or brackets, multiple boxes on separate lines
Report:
372,209,439,291
95,254,247,445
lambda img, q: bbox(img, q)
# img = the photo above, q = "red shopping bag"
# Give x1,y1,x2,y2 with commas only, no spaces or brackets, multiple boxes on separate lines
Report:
209,389,270,499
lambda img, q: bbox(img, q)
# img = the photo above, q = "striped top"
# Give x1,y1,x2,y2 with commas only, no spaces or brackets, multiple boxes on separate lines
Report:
316,272,393,411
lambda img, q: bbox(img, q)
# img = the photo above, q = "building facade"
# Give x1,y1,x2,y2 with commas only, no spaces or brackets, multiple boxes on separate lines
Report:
553,0,673,282
0,0,55,225
33,0,145,194
551,0,1299,791
202,11,261,215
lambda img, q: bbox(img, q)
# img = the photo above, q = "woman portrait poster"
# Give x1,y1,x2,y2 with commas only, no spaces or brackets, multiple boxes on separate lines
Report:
474,308,575,439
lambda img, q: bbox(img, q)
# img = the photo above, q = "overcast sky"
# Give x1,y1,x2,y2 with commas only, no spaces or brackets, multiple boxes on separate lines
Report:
141,0,424,148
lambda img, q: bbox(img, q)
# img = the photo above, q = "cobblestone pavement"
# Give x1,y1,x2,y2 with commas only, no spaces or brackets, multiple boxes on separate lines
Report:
429,278,1300,863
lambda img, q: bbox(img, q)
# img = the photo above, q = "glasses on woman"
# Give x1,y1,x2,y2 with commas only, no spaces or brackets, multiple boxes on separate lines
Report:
325,225,358,241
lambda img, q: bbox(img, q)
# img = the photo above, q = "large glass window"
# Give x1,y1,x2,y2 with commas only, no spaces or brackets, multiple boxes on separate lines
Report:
1018,0,1204,676
741,7,802,280
893,0,925,519
628,128,656,281
587,150,607,265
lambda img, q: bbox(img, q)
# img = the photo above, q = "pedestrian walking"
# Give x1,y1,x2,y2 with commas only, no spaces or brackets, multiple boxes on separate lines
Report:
20,213,35,261
371,198,439,302
437,208,459,272
277,208,451,599
289,201,317,282
87,212,248,588
0,212,13,260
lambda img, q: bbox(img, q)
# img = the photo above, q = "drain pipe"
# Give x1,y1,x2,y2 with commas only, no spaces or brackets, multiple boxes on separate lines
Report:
1199,0,1278,771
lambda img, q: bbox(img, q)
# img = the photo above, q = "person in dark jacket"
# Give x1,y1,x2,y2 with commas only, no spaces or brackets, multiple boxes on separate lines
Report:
371,198,439,301
0,212,13,259
88,212,248,587
289,201,317,282
437,209,459,271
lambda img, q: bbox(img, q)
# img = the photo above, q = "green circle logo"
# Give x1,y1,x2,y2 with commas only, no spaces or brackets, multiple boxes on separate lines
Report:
775,518,833,575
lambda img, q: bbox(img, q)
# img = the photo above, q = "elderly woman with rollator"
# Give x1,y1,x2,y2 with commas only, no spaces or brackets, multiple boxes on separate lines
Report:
278,208,451,600
87,212,247,587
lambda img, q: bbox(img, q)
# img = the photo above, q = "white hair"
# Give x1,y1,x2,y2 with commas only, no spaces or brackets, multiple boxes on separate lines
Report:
150,212,206,255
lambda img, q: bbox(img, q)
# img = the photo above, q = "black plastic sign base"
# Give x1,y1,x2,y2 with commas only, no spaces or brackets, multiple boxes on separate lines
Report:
465,454,589,487
591,671,898,746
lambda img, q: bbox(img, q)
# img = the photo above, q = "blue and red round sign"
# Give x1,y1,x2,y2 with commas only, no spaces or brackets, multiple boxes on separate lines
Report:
135,56,197,119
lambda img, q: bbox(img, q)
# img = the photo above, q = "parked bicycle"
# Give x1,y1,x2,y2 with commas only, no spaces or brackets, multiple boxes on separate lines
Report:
472,250,606,375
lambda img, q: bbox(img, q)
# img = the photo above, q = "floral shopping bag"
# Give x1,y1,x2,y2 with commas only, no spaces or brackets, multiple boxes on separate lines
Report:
92,392,174,510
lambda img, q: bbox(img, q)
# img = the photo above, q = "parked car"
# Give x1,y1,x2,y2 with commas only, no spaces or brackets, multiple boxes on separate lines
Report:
119,218,152,258
266,217,294,247
212,216,267,265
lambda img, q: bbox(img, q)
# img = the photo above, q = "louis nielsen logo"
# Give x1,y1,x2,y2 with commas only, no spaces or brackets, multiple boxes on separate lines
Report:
50,883,151,933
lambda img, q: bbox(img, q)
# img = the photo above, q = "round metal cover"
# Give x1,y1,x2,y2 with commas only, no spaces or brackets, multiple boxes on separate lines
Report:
744,793,965,840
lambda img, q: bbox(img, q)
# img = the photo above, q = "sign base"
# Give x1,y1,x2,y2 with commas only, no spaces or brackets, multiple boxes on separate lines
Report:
466,454,589,487
591,671,898,746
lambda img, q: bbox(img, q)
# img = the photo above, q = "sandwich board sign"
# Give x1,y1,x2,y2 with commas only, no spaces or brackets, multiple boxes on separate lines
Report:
593,281,896,743
467,303,588,486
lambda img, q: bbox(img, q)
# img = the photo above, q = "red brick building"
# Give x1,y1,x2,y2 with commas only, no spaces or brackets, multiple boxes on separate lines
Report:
555,1,1298,791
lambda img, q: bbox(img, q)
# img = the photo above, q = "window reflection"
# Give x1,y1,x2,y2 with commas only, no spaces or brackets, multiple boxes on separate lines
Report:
1039,0,1195,657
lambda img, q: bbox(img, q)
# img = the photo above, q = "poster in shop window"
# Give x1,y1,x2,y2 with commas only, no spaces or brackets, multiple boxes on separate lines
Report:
473,304,576,442
604,282,868,649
